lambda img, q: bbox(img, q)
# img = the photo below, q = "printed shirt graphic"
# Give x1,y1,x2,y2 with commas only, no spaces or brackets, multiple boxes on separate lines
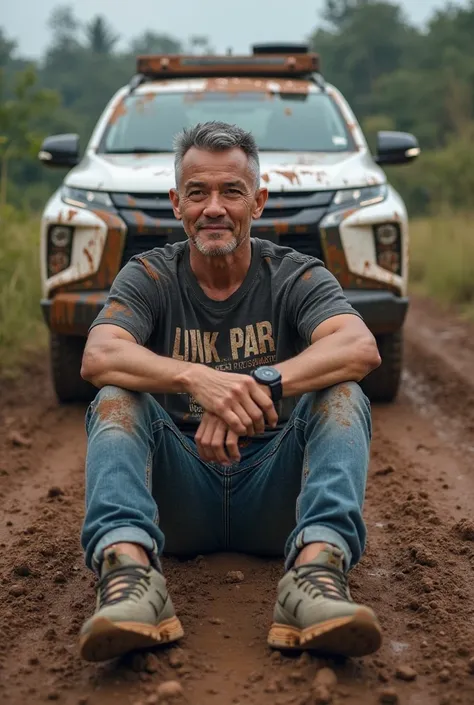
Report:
90,238,360,436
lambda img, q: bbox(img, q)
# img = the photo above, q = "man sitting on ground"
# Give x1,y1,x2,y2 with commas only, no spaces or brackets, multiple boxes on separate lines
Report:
79,121,382,662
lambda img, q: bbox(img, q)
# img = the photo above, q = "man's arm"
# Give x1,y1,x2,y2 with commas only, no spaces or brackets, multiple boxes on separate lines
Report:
81,325,277,435
274,314,381,398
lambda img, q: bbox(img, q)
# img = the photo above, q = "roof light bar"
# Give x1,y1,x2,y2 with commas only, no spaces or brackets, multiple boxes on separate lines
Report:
136,53,320,78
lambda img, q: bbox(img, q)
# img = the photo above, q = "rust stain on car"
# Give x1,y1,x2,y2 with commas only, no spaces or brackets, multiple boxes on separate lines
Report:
108,98,127,125
83,248,94,269
274,221,289,235
67,209,78,222
272,169,301,185
54,211,126,295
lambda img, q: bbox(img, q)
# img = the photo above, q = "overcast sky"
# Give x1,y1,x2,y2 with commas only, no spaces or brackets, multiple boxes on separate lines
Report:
2,0,469,59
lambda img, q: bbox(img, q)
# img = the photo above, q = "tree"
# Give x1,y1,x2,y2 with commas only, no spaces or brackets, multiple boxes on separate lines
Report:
0,66,58,207
0,29,16,67
85,16,119,54
129,31,182,56
48,5,81,47
187,35,214,55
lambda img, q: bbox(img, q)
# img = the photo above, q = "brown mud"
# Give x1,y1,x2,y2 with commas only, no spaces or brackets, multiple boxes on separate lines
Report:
1,296,474,705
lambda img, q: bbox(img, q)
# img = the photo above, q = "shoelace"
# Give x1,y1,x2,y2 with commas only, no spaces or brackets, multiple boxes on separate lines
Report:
97,565,151,608
295,564,351,602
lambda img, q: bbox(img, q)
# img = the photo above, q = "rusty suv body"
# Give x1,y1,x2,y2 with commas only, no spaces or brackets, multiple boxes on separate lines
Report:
38,45,420,403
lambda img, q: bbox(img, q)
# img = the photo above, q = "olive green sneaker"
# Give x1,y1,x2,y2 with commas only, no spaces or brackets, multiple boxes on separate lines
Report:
79,548,184,662
268,545,382,657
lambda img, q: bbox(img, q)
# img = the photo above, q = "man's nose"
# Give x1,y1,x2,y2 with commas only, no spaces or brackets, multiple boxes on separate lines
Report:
202,192,226,218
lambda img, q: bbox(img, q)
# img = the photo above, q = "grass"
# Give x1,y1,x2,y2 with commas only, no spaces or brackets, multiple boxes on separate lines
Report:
0,208,47,375
409,212,474,316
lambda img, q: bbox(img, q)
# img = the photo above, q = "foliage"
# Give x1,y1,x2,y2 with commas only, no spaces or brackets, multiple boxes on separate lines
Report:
409,212,474,312
0,209,46,370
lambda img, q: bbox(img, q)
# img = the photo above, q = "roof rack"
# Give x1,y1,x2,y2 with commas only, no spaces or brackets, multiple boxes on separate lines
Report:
136,52,320,79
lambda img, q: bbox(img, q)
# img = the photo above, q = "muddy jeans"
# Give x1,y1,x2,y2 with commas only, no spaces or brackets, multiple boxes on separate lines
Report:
81,382,372,574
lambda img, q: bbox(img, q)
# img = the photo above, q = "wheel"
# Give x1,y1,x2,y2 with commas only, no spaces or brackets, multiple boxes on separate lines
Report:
360,331,403,403
50,333,96,403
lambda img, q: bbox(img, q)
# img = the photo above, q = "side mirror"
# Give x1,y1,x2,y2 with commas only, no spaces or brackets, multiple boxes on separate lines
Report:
38,134,80,168
374,131,420,166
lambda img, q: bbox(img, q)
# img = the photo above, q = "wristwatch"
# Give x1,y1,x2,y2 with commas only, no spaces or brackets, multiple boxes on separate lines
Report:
250,366,283,403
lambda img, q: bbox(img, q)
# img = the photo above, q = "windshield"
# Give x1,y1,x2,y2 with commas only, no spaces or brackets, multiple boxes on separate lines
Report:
101,90,354,153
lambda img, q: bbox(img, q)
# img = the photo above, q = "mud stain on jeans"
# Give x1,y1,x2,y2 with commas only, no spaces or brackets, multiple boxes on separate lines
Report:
96,396,136,433
312,384,353,427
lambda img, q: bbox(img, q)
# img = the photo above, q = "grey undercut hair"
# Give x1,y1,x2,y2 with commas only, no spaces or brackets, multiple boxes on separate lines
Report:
173,121,260,189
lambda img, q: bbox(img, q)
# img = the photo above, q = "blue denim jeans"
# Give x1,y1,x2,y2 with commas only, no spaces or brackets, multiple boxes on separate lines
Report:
81,382,372,574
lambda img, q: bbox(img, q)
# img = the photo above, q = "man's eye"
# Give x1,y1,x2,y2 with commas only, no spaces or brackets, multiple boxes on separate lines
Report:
225,188,241,195
189,190,204,197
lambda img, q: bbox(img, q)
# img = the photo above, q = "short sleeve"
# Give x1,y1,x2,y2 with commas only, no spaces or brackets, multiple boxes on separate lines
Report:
89,257,161,345
286,263,361,345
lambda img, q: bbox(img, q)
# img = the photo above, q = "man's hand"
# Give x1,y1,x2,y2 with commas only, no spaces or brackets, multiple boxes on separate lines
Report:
195,412,241,466
184,366,278,436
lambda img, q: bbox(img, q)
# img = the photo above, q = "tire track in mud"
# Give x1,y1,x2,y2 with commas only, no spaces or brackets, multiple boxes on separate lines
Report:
1,297,474,705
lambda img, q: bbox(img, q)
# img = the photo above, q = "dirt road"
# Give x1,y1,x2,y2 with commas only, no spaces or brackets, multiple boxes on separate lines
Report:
1,296,474,705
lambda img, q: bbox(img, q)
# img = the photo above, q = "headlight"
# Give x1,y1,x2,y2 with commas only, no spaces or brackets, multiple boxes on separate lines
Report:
62,186,112,209
374,223,402,275
320,184,387,228
332,184,387,209
47,225,73,278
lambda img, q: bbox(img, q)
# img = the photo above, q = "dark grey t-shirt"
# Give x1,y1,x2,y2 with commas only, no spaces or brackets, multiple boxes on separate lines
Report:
90,237,360,436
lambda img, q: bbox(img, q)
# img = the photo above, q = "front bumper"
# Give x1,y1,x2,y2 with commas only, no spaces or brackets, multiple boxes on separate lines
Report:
41,292,108,336
42,289,408,338
346,289,408,335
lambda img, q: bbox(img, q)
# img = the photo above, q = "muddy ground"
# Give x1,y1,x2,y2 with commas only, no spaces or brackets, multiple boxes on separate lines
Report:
1,296,474,705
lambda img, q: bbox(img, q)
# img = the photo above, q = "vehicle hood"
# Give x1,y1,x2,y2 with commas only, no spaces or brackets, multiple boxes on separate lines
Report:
65,150,386,193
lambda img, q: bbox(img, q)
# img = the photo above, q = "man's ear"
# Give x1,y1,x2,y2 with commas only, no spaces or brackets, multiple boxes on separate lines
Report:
169,188,182,220
252,187,268,220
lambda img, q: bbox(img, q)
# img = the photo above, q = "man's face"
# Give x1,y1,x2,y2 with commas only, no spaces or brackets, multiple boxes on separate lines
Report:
170,147,268,257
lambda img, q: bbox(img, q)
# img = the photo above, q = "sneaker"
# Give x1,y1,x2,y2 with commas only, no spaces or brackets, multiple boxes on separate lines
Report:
79,548,184,662
267,545,382,656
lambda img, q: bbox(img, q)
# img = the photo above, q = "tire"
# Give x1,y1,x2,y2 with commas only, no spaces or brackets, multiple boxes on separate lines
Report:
360,331,403,403
50,333,96,403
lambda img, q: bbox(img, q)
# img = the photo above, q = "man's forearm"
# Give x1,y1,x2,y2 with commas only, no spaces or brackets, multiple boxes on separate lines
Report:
274,330,381,398
81,337,195,393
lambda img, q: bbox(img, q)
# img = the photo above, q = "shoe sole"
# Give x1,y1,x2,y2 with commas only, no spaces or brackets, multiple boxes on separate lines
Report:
267,608,382,657
79,616,184,662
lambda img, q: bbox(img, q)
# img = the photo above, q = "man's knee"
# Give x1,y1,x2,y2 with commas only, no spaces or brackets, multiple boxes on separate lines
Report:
301,382,370,428
87,385,151,433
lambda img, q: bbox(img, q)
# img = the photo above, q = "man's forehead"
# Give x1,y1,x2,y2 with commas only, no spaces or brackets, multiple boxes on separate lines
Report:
181,146,251,178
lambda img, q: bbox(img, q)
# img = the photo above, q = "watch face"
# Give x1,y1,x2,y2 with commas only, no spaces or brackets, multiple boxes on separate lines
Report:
257,366,279,382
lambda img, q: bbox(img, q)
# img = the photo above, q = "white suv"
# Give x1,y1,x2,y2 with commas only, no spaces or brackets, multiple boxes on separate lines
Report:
38,43,420,403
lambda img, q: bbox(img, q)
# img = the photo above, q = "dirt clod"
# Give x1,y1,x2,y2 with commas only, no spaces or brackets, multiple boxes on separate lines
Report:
47,485,64,498
378,688,399,704
454,519,474,542
225,570,245,583
395,665,418,682
156,680,184,700
8,430,32,447
314,668,337,690
168,649,185,669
